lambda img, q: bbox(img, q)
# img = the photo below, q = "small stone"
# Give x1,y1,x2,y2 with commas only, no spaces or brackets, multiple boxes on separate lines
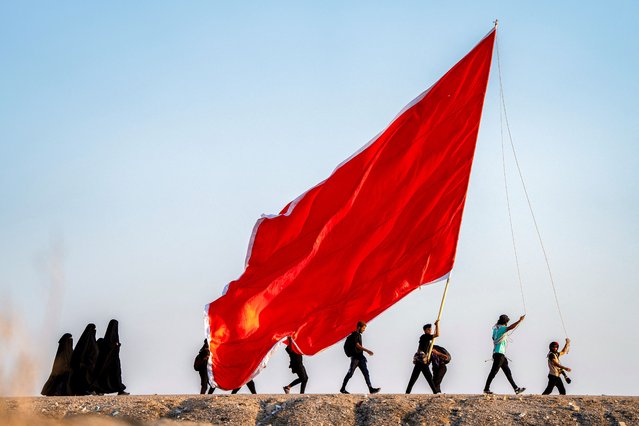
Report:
518,412,526,418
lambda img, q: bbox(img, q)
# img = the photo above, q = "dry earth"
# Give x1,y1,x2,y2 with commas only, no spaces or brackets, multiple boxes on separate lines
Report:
1,394,637,425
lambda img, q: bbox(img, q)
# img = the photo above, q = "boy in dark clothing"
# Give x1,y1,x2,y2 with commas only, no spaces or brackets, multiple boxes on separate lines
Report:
340,321,381,394
405,320,439,394
542,338,571,395
283,337,308,394
194,340,214,394
431,345,450,394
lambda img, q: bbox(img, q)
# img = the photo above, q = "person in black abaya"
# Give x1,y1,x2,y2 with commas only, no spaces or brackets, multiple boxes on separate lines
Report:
93,319,128,395
41,333,73,396
70,323,99,395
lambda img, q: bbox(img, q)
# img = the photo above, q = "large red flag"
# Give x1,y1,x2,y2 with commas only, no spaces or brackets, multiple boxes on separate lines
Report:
206,28,496,390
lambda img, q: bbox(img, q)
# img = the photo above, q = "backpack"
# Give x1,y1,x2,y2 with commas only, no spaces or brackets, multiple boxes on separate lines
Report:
433,345,451,364
194,350,209,371
343,332,358,357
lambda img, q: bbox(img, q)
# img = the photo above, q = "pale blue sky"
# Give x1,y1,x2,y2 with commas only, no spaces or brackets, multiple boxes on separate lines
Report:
1,2,638,396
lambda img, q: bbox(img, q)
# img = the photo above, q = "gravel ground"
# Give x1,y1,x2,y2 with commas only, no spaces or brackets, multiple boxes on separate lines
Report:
1,394,637,425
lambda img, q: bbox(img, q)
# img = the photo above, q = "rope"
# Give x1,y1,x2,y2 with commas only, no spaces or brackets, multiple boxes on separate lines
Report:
497,63,527,314
494,32,568,337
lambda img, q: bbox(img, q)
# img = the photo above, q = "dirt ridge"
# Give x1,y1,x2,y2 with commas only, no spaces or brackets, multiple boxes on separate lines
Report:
1,394,637,425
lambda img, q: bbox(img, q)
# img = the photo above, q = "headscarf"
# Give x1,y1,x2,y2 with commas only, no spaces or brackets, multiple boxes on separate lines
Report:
41,333,73,396
70,323,99,395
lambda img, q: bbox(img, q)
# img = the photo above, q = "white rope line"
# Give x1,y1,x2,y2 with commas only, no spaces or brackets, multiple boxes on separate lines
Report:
495,33,568,337
497,59,527,314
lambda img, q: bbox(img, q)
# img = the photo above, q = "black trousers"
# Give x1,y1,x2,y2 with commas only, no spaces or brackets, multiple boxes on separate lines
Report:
432,364,447,394
542,374,566,395
341,356,372,390
198,369,214,394
231,380,256,394
287,366,309,394
406,362,436,394
484,353,518,391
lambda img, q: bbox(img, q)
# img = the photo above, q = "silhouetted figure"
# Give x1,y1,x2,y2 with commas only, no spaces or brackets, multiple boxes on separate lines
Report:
406,321,439,394
231,380,256,394
93,319,128,395
483,314,526,395
283,337,308,394
194,339,214,394
41,333,73,396
542,338,571,395
431,344,451,394
340,321,380,394
70,323,99,395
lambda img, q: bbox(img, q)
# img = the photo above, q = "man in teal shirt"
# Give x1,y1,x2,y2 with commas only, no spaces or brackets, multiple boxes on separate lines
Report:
483,314,526,394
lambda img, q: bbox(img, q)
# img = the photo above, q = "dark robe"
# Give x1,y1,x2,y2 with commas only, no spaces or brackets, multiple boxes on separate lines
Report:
70,323,99,395
41,333,73,396
92,319,126,394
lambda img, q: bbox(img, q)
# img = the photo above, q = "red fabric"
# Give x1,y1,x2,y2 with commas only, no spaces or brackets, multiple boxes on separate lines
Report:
206,29,496,390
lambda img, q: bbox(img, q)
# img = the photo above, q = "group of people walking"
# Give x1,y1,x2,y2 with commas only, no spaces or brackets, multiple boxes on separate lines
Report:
196,313,572,396
42,319,128,396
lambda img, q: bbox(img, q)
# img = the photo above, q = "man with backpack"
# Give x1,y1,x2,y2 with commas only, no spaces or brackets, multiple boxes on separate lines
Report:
340,321,381,394
542,338,571,395
431,344,451,394
194,340,214,394
405,321,439,394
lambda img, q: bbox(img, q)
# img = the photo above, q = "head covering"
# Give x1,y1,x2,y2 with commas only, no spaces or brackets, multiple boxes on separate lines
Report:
103,319,120,346
41,333,73,396
93,319,126,394
70,323,99,395
549,341,559,351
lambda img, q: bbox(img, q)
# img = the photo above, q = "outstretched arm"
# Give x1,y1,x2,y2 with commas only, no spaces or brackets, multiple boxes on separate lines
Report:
560,338,570,355
433,319,440,338
506,315,526,332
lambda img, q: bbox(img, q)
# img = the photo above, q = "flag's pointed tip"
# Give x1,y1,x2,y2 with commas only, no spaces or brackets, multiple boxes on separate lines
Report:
494,19,499,29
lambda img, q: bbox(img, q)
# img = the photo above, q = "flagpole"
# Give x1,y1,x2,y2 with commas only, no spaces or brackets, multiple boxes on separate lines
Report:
425,275,451,363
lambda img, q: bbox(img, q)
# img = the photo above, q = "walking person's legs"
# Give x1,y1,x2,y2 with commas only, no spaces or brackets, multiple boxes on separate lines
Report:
357,357,373,389
419,363,436,394
484,353,504,392
405,364,422,394
556,376,566,395
432,364,447,394
199,370,208,394
341,357,359,393
499,357,519,391
542,374,556,395
298,367,309,394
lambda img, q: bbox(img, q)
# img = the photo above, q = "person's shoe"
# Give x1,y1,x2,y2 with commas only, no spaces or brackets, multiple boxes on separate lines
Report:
369,387,381,394
340,388,349,394
118,391,130,396
483,390,493,395
515,387,526,395
283,386,290,394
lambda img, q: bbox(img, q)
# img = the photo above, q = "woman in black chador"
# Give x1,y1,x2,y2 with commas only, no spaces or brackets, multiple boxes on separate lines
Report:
93,319,128,395
41,333,73,396
70,323,99,395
